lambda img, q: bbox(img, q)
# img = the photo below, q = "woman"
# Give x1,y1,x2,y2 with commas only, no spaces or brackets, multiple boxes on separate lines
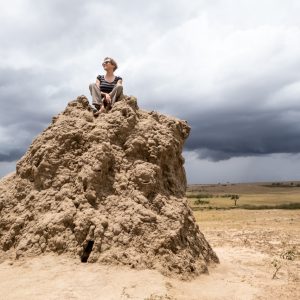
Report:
89,57,124,115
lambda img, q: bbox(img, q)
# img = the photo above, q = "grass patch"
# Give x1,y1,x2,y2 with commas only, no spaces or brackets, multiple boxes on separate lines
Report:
190,202,300,211
263,182,300,188
194,199,210,205
186,193,213,199
187,181,300,211
220,194,239,198
240,203,300,210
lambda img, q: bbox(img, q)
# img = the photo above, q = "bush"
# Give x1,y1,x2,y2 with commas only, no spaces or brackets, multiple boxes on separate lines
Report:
194,199,210,205
187,193,213,199
272,182,282,186
220,194,234,198
241,203,300,210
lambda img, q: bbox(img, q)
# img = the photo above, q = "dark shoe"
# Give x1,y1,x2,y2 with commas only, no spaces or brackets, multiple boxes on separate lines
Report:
93,103,101,110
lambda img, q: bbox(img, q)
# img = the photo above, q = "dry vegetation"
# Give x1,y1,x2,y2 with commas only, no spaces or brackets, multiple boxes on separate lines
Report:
191,181,300,299
194,209,300,299
187,181,300,210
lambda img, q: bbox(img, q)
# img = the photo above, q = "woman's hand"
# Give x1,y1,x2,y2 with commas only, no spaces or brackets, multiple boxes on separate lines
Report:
105,93,111,103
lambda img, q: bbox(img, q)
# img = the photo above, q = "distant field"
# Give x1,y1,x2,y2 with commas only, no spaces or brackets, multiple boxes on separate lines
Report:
187,181,300,210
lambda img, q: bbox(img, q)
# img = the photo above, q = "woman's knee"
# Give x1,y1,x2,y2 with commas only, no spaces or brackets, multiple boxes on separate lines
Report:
116,84,123,91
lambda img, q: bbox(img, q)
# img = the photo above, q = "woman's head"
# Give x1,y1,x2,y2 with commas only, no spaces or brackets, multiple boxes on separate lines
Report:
102,57,118,71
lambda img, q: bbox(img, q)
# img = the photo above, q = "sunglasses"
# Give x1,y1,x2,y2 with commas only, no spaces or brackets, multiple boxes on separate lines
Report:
102,60,111,65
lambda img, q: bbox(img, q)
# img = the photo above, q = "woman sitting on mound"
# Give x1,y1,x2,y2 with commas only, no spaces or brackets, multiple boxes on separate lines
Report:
89,57,124,116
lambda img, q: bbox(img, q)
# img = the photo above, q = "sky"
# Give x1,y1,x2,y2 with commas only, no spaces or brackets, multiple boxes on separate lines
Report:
0,0,300,184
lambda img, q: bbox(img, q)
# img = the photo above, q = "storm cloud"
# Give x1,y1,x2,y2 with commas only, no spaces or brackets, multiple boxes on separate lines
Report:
1,0,300,182
185,108,300,161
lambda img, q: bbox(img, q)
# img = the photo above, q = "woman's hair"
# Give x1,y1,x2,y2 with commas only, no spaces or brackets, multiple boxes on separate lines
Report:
104,57,118,71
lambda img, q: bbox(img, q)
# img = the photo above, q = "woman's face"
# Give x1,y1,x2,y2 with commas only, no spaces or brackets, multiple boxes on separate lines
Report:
102,59,114,72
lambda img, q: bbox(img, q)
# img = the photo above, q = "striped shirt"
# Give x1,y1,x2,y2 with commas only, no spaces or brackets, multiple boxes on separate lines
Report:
97,75,122,94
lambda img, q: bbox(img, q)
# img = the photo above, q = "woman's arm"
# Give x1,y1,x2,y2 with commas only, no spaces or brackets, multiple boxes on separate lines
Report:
96,78,107,97
117,78,123,85
96,78,100,88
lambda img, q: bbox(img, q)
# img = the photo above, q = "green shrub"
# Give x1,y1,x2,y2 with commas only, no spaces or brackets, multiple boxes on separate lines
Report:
187,193,213,199
220,194,234,198
241,203,300,210
194,199,210,205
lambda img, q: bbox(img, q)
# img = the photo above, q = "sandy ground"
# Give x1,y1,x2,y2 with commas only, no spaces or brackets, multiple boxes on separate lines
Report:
0,210,299,300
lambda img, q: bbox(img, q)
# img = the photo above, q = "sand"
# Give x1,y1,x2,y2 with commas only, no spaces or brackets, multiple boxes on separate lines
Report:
0,209,298,300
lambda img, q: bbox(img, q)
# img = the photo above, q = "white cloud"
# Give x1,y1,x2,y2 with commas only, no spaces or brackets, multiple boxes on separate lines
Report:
126,17,300,115
266,80,300,109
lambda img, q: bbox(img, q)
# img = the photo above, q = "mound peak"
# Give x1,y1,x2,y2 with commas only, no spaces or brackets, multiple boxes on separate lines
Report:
0,96,218,278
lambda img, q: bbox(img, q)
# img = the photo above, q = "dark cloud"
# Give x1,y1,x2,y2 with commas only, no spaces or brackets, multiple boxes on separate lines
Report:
0,66,79,162
184,151,300,184
184,107,300,161
0,161,16,178
0,150,25,163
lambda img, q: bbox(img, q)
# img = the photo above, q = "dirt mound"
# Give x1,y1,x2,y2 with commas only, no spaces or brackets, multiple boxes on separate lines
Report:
0,96,218,278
